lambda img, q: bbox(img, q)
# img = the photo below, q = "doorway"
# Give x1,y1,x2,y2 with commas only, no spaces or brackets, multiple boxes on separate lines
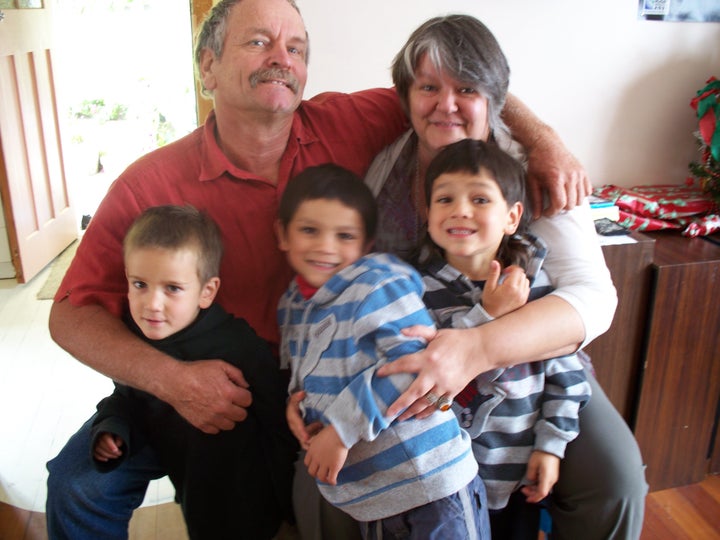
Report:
53,0,198,229
0,0,209,282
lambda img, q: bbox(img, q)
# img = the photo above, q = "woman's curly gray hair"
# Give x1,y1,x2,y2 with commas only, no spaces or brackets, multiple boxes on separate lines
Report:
391,14,510,141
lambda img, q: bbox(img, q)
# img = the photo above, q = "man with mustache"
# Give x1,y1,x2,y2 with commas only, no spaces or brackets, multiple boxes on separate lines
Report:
45,0,593,538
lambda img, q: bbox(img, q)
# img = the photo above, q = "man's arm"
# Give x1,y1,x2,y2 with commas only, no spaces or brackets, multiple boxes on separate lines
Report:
49,300,251,434
503,93,593,217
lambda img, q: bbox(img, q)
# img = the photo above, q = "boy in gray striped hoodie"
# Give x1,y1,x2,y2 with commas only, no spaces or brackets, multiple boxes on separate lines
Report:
414,139,592,537
276,164,489,540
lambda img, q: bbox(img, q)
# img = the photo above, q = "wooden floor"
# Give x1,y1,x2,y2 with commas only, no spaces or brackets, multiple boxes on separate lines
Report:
0,500,188,540
2,474,718,539
0,264,177,516
640,474,720,539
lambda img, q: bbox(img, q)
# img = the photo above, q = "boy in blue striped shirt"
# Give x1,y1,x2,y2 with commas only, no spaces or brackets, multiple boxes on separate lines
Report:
276,164,489,540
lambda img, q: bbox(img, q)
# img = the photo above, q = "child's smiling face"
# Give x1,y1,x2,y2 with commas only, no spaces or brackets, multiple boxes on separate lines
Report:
427,169,522,276
278,198,369,288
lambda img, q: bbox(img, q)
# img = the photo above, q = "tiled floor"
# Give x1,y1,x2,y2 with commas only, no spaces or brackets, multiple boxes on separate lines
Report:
0,260,176,513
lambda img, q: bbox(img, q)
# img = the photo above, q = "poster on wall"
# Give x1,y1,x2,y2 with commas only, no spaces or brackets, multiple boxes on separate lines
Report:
638,0,720,22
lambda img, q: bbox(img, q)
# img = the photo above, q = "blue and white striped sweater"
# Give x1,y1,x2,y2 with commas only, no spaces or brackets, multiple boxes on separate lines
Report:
420,259,591,510
278,253,477,521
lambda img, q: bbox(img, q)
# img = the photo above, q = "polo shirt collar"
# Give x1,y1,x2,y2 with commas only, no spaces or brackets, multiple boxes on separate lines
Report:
198,107,318,184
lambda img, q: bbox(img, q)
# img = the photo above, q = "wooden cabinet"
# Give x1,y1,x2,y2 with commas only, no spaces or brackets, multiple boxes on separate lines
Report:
585,233,655,423
632,232,720,492
586,231,720,492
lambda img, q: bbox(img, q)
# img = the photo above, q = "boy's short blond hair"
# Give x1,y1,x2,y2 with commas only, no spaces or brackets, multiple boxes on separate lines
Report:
123,205,223,283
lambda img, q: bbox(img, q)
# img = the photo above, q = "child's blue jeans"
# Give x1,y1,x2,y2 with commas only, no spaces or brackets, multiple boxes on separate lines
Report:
360,475,490,540
46,416,165,540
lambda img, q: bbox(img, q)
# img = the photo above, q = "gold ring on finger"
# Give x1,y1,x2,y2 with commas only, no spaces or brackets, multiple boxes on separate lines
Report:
437,395,453,412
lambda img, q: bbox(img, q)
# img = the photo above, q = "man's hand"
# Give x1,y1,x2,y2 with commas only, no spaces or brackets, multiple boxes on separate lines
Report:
521,450,560,503
377,325,483,421
502,93,592,217
526,135,592,218
286,390,323,449
49,302,251,434
304,425,349,486
166,360,252,434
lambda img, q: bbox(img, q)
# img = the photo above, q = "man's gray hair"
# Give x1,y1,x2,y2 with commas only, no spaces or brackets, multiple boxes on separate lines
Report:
194,0,308,96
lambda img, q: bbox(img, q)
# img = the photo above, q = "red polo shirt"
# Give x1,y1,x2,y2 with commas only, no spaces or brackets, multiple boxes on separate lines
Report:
56,88,407,348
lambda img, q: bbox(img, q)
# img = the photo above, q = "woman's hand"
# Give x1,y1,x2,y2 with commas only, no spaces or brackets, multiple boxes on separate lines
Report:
286,390,323,450
377,325,489,420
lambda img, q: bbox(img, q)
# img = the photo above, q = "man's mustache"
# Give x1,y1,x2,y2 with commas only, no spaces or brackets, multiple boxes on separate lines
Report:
249,68,300,94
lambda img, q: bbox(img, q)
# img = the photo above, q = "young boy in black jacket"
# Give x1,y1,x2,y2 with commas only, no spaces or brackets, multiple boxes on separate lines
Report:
90,205,297,540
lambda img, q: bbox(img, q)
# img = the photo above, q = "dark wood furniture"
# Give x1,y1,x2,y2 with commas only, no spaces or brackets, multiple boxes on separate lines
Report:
586,232,655,423
632,232,720,492
586,231,720,492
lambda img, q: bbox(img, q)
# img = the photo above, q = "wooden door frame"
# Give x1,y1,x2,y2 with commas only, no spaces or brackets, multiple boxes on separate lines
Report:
190,0,214,126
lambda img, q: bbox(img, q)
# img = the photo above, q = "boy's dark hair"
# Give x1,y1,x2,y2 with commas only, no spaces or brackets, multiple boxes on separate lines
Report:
415,139,532,270
278,164,378,241
123,205,224,283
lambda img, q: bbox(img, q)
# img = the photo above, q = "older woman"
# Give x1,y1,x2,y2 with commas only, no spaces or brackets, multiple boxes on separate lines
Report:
290,14,647,540
366,15,647,540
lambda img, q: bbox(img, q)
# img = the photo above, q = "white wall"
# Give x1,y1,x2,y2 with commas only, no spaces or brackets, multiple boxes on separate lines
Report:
299,0,720,189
